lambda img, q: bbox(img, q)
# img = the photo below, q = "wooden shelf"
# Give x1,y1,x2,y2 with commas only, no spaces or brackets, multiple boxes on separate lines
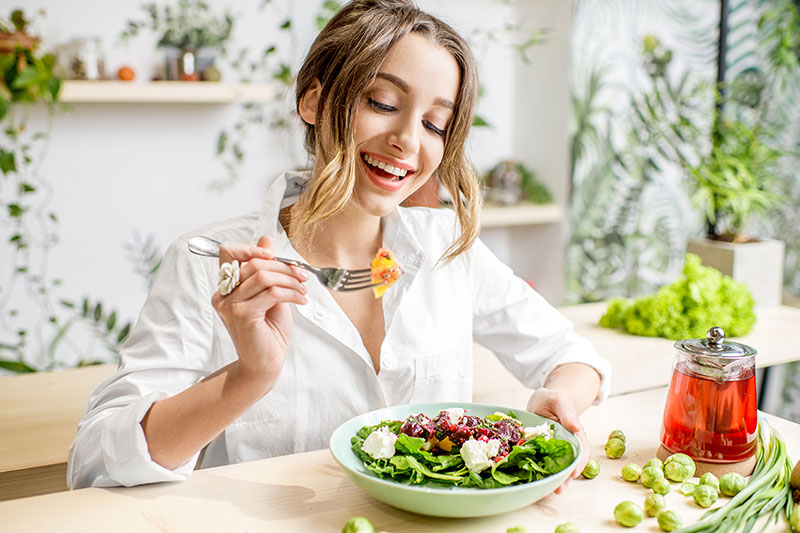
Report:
480,202,564,228
59,81,276,104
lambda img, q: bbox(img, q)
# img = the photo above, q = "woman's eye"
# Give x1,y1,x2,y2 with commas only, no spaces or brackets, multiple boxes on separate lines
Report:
367,98,396,112
424,120,446,137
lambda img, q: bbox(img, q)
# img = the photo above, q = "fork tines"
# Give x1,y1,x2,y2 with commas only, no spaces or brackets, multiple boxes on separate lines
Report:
338,280,388,292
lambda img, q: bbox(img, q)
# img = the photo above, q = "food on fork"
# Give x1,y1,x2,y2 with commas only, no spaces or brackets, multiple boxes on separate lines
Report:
370,247,402,298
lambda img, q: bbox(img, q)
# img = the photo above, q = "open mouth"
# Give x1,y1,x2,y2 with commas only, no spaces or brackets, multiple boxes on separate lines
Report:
361,153,413,182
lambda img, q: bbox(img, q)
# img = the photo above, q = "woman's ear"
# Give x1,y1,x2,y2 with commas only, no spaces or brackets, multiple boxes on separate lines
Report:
298,79,322,125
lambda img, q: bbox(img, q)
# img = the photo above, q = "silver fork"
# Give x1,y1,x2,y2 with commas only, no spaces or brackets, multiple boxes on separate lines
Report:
187,236,382,292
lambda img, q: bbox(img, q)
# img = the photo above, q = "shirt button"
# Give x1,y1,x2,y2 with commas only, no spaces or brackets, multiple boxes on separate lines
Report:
383,359,393,370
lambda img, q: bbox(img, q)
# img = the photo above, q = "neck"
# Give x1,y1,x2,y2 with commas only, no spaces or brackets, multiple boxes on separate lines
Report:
287,201,383,269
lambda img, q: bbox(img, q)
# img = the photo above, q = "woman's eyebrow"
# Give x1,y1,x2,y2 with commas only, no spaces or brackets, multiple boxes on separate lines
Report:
376,72,455,110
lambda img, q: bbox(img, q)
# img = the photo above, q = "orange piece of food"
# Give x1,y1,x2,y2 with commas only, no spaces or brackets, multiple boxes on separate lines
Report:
370,247,402,298
117,66,135,81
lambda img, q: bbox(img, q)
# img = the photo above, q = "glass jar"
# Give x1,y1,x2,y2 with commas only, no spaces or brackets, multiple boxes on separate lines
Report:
69,37,105,80
659,327,758,463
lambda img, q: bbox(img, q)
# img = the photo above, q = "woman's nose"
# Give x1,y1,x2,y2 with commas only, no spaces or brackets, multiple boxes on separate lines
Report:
387,112,420,155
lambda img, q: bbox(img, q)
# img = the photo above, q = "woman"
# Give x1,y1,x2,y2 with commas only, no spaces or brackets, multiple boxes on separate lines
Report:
68,0,610,490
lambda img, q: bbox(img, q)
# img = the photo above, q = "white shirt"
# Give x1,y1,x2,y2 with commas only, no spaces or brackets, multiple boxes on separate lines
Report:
67,171,611,489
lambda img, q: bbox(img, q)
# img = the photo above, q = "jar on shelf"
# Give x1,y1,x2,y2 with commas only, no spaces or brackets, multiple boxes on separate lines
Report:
68,37,106,80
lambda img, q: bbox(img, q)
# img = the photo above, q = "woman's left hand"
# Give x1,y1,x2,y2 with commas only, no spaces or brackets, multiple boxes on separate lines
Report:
526,387,590,494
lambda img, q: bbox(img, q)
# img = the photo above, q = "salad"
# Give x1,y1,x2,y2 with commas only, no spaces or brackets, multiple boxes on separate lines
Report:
351,408,577,489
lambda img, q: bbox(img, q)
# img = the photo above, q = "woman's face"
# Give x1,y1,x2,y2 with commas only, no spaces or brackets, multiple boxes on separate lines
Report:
352,32,460,217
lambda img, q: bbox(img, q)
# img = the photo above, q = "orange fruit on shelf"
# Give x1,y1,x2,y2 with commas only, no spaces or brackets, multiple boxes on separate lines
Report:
117,66,135,81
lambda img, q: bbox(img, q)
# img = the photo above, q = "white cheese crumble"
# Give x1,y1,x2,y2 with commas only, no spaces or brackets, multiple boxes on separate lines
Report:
443,408,465,424
523,422,553,440
460,438,502,472
361,426,397,459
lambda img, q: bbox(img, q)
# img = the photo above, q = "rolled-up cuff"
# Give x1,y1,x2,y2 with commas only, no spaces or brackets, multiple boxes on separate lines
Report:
102,391,199,487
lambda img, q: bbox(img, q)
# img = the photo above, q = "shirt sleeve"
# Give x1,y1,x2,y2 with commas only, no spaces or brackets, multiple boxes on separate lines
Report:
67,237,216,488
469,239,612,404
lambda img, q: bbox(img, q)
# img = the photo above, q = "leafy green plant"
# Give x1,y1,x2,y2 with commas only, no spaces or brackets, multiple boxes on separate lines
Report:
599,253,755,340
691,119,785,241
0,9,132,373
121,0,234,51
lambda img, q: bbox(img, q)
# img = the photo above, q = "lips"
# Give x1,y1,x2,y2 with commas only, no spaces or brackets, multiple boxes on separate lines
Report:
360,152,416,192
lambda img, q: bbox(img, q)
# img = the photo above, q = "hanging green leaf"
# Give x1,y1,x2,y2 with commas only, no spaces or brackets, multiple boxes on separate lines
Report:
117,323,131,343
11,65,40,89
106,311,117,331
7,203,24,217
0,149,16,174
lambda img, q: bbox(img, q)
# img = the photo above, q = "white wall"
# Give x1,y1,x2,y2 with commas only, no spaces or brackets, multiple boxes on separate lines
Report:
0,0,570,367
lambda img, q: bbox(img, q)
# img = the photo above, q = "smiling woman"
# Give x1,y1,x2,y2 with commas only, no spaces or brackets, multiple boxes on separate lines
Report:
67,0,611,496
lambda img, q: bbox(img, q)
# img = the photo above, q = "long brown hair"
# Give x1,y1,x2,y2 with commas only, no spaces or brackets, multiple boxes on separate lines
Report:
293,0,480,262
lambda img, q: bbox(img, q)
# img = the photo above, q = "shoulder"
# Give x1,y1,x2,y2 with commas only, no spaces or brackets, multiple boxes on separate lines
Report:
154,213,260,285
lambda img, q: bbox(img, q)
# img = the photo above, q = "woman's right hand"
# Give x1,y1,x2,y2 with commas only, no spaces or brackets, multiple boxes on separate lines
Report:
211,235,309,387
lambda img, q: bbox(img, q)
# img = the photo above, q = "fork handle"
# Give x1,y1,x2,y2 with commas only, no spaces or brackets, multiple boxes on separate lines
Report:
188,237,312,271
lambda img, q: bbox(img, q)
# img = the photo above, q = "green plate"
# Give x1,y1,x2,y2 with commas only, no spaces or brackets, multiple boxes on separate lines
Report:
329,402,582,518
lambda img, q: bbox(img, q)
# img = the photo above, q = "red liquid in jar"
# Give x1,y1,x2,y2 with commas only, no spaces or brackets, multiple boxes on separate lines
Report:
660,361,757,462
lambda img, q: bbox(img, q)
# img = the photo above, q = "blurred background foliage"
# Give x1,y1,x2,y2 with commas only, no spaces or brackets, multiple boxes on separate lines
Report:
566,0,800,420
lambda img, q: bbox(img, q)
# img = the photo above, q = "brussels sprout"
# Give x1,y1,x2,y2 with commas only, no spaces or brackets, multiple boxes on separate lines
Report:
342,516,375,533
790,503,799,532
652,477,671,495
605,437,626,459
657,510,683,532
664,453,696,482
693,484,718,508
641,465,666,488
719,472,747,497
554,523,579,533
644,493,667,517
581,458,600,479
679,481,697,496
644,458,663,471
614,501,644,527
608,429,626,443
621,463,642,482
699,472,720,492
507,528,530,533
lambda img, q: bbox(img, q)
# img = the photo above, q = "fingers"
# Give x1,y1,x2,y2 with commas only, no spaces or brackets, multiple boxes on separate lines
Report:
239,257,309,286
219,235,276,265
234,265,309,302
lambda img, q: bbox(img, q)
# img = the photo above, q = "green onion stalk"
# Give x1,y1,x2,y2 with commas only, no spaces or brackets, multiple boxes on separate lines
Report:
676,419,794,533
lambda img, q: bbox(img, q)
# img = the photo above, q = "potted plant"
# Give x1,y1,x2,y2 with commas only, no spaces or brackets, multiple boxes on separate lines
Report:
121,0,234,81
685,112,788,307
0,9,40,53
632,34,790,308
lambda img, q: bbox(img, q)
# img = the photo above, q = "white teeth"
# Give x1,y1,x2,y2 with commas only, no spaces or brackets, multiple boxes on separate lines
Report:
363,154,409,178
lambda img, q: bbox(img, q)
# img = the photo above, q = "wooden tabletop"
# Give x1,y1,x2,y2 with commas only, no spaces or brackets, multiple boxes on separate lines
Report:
2,302,799,501
473,303,800,407
2,386,797,532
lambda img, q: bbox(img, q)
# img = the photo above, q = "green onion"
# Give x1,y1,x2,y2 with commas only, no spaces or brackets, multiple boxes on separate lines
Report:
675,420,794,533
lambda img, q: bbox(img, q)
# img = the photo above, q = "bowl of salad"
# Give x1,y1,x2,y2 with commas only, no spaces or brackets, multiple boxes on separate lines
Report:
329,402,582,517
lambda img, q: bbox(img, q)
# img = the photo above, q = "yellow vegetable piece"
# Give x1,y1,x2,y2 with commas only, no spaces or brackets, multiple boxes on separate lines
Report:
370,247,402,298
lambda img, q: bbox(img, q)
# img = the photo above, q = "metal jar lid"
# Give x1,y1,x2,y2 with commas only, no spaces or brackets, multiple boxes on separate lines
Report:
673,326,757,359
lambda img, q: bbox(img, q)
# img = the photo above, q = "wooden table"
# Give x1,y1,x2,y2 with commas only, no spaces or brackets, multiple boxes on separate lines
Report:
2,386,797,532
473,303,800,407
3,302,799,502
